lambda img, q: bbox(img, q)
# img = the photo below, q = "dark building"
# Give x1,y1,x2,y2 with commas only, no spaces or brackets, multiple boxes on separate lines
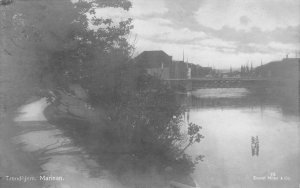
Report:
135,50,172,79
189,63,212,78
135,50,213,80
170,61,188,79
170,61,213,79
255,58,299,80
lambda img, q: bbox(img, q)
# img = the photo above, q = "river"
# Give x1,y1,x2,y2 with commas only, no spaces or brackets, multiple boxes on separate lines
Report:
183,88,299,188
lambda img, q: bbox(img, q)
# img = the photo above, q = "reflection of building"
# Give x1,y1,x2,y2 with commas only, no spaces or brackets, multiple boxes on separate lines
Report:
135,50,213,79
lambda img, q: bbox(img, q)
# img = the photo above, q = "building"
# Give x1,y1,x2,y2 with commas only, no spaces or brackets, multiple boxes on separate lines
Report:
170,61,188,79
135,50,172,80
255,58,299,80
135,50,214,80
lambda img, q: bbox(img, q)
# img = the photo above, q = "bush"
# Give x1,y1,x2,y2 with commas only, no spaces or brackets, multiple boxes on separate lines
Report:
45,63,204,179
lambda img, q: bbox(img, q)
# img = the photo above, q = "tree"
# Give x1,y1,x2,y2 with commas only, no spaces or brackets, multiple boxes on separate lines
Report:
1,0,204,180
0,0,133,90
0,0,13,6
83,68,204,174
0,0,47,107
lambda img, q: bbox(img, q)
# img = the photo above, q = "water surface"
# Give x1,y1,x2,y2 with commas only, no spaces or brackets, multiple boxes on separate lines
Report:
185,88,299,188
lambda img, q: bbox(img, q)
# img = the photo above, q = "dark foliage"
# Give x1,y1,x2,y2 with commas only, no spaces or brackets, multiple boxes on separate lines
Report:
0,0,13,6
3,0,204,180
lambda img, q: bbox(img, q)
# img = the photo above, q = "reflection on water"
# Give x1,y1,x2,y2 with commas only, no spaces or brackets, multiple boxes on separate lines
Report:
184,88,299,188
192,88,249,98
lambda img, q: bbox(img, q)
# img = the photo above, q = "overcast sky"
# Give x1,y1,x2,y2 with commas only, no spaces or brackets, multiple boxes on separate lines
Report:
96,0,300,68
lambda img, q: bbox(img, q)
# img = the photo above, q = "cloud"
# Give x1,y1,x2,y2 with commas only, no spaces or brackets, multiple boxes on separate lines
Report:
238,42,299,55
89,0,169,27
132,18,173,38
210,26,300,51
161,0,204,29
152,28,207,43
130,0,168,18
194,0,300,31
199,38,236,49
268,42,300,52
133,18,206,43
129,0,300,68
240,16,250,25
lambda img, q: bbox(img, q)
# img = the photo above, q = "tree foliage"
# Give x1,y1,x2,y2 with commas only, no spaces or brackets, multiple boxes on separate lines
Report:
0,0,13,6
1,0,204,180
1,0,134,89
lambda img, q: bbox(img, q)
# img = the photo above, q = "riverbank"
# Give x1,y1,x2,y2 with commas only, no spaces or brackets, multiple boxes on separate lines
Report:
43,89,200,188
12,97,128,188
43,93,170,187
0,106,43,188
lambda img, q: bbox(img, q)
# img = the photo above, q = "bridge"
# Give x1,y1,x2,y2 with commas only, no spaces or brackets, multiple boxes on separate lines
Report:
164,78,281,90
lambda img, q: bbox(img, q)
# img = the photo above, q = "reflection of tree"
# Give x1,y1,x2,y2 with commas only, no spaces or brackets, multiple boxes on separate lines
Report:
184,90,297,116
251,136,259,156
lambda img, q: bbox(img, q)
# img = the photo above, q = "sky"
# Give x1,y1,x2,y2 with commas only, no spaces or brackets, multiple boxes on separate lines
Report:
95,0,300,68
